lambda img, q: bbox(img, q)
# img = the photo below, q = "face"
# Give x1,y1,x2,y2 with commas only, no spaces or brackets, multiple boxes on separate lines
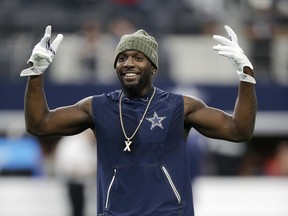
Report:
115,50,156,97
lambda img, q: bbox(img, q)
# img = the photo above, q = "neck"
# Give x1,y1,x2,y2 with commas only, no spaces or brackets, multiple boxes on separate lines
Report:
122,84,154,99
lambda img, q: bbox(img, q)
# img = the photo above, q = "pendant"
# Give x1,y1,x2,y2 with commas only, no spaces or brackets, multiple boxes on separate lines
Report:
123,140,132,152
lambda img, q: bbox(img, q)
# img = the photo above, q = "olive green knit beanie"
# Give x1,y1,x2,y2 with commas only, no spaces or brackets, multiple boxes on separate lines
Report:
114,29,158,69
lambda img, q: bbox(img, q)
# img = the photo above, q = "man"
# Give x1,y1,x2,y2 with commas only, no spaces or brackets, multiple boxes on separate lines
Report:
21,25,257,215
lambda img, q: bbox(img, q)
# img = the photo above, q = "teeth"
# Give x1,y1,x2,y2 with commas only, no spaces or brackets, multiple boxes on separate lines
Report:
125,73,136,77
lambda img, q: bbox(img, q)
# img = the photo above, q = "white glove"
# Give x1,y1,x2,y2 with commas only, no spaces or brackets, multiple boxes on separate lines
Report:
20,25,63,77
213,25,256,84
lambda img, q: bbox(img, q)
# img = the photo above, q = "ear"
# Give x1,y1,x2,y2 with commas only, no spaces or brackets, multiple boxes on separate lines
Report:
152,66,157,74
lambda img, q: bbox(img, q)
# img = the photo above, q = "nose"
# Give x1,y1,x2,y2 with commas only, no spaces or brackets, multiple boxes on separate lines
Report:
124,56,134,68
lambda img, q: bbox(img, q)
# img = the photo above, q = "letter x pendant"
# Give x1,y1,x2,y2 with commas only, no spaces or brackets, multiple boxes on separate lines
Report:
123,140,132,152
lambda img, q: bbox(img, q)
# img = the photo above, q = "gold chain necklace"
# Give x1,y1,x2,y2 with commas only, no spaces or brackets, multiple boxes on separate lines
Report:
119,87,156,152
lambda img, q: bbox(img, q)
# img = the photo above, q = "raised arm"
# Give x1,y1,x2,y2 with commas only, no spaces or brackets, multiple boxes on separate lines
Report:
21,26,93,136
184,25,257,142
24,75,93,136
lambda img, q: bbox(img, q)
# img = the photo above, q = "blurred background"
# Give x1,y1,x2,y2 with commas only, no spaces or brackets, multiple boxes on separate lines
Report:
0,0,288,215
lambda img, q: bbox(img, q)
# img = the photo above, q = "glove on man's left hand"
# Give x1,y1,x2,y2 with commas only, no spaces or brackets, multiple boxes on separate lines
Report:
20,25,63,76
213,25,256,84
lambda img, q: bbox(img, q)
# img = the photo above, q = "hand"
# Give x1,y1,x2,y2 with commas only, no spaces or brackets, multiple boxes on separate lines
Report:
213,25,256,84
20,25,63,77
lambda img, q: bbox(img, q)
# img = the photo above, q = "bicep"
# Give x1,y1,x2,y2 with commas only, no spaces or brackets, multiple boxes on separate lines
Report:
184,96,236,140
39,97,93,136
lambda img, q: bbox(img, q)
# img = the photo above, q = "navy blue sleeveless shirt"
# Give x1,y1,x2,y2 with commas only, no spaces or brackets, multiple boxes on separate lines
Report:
92,87,194,216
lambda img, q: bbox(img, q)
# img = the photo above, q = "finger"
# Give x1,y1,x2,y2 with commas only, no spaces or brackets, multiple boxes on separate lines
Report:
51,34,64,53
39,25,52,47
213,45,238,53
213,35,244,53
33,50,52,60
217,51,237,59
36,53,52,59
213,35,235,47
45,25,52,37
224,25,238,44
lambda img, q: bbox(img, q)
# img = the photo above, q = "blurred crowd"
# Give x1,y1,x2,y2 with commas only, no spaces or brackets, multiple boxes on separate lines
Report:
0,0,288,85
0,0,288,185
1,1,288,215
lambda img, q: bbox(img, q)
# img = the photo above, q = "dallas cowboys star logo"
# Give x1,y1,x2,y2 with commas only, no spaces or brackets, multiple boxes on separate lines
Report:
146,111,166,130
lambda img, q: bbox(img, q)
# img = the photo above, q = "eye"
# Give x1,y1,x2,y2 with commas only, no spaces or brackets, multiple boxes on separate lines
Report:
135,56,144,61
117,55,126,62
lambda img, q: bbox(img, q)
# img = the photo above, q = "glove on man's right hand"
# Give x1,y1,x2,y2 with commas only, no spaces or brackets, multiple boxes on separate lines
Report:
20,25,63,77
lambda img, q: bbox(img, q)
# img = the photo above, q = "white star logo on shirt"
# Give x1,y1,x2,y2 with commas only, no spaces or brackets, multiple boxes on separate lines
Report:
146,111,166,130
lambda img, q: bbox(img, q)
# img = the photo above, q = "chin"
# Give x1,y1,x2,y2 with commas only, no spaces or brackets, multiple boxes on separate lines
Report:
120,75,150,94
122,83,140,92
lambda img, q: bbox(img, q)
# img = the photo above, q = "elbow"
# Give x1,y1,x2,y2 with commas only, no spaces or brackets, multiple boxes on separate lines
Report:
234,134,253,143
25,122,47,137
245,130,254,141
232,127,255,142
26,126,41,136
24,113,52,136
26,128,38,136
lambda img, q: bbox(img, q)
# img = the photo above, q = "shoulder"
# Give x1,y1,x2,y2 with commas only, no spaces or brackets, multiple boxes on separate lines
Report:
155,87,182,103
92,90,121,103
75,90,120,112
76,96,93,115
90,90,121,113
183,95,207,115
89,90,121,108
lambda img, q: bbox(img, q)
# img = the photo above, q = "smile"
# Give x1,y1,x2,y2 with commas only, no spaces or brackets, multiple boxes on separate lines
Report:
124,72,138,77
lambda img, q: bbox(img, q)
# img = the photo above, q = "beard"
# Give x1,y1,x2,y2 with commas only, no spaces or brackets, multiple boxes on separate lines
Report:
118,70,152,97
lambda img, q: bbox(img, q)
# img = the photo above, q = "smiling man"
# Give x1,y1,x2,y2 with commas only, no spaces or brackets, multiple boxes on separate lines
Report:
21,26,257,216
114,30,158,98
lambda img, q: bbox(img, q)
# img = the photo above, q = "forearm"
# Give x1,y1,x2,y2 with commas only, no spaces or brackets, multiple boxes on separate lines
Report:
233,67,257,140
24,75,50,135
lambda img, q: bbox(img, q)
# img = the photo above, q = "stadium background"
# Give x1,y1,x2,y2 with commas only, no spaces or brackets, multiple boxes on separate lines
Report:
0,0,288,215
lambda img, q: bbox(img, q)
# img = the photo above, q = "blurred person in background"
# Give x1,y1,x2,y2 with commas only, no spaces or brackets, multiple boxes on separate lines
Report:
54,129,96,216
50,19,117,84
244,0,275,84
264,140,288,176
20,24,257,215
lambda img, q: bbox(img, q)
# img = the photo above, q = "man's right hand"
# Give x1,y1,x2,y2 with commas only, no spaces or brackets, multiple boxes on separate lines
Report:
20,25,63,76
